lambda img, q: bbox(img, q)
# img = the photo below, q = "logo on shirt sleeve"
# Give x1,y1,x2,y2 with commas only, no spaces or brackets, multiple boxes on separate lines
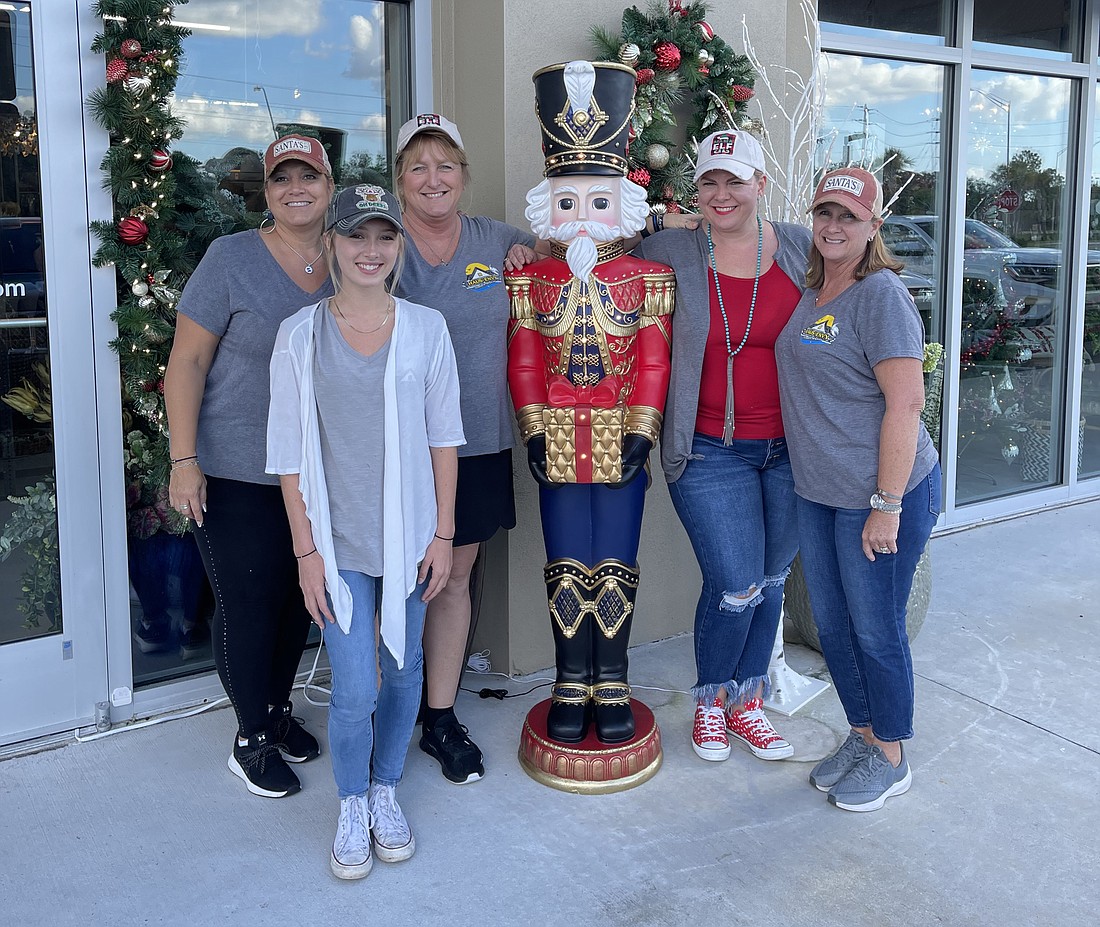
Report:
800,314,839,344
463,262,504,291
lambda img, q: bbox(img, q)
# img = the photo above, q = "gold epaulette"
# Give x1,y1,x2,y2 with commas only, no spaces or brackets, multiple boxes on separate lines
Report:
507,276,535,321
641,272,676,317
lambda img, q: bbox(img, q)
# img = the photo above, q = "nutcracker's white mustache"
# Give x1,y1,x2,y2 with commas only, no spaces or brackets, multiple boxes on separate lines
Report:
549,220,624,243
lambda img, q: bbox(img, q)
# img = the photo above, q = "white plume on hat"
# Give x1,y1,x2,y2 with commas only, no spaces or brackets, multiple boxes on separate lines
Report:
563,60,596,114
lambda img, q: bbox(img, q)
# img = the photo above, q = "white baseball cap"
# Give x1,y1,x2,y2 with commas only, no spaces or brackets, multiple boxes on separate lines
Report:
395,113,465,157
693,130,766,182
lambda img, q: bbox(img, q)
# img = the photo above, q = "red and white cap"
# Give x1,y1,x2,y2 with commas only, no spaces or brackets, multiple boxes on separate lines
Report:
693,130,766,182
395,113,465,157
264,134,332,177
810,167,883,221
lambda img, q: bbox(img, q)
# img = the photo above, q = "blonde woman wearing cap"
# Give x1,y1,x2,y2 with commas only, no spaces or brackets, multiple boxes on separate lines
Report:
165,135,334,799
775,167,940,812
634,129,810,764
267,185,462,878
390,114,542,784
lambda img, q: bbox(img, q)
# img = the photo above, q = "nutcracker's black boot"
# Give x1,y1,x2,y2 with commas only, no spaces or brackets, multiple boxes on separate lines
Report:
590,560,640,745
543,559,594,744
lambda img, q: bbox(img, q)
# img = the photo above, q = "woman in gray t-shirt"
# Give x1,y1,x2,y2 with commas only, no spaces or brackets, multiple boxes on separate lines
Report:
390,115,538,784
776,168,941,813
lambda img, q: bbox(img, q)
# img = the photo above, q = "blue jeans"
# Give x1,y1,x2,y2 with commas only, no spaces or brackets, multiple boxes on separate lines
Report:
668,434,799,702
323,570,428,797
796,465,941,743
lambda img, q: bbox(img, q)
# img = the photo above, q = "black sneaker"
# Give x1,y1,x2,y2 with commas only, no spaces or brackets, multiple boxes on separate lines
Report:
419,712,484,784
269,701,321,763
178,620,210,661
228,731,302,798
133,618,171,654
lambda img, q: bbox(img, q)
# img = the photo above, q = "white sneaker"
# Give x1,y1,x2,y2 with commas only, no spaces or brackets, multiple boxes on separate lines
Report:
330,795,373,880
367,784,416,862
691,698,731,761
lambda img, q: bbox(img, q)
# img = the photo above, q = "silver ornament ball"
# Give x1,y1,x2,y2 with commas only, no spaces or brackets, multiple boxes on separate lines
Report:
646,143,670,169
618,43,640,66
132,280,149,297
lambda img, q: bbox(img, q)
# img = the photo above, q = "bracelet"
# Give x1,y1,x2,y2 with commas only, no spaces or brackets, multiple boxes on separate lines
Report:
652,212,665,234
434,533,454,542
869,492,903,515
295,548,317,560
171,459,199,471
171,455,197,464
876,487,903,502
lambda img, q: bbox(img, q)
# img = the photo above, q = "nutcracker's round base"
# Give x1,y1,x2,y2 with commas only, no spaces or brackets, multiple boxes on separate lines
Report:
518,698,662,794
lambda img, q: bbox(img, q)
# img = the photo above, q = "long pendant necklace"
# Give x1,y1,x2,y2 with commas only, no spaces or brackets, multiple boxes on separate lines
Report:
412,216,461,266
332,296,393,334
273,227,324,275
707,215,763,446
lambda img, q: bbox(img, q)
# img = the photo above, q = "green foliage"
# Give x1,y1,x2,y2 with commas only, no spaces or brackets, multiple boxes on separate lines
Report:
0,477,61,631
591,2,757,211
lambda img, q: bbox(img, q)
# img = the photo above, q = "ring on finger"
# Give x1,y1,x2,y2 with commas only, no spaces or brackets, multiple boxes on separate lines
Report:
876,546,890,553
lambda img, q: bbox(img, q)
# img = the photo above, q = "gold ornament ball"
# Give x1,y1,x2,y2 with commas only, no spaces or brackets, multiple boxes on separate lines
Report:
646,143,670,169
618,43,641,66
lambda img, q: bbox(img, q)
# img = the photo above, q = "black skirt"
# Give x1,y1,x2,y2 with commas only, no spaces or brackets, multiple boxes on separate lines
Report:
452,449,517,547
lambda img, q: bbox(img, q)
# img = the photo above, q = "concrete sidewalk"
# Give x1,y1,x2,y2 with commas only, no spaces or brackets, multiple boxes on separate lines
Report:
3,501,1097,926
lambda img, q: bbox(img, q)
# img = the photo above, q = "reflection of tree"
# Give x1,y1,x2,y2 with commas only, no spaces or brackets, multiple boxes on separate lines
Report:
339,151,392,191
968,149,1064,245
877,146,936,216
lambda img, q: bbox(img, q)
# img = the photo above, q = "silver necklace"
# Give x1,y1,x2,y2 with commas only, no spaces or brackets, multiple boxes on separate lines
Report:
706,215,763,445
332,296,392,334
274,227,324,274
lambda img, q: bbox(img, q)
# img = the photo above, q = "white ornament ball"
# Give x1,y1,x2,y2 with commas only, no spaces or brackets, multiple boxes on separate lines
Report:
1002,440,1020,463
646,143,670,170
125,74,152,95
619,43,641,66
132,280,149,297
1016,346,1033,364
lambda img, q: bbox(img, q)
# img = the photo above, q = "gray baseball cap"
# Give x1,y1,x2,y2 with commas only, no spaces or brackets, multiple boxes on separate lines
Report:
326,184,404,235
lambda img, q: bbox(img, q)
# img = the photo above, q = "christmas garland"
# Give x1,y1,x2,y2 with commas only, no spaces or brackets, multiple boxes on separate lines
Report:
591,1,758,213
89,0,254,533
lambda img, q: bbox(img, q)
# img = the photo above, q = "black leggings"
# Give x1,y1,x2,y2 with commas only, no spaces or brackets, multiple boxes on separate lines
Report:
193,476,312,739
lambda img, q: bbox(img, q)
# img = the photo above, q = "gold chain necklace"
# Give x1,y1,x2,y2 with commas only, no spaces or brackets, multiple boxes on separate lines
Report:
273,227,324,275
411,216,461,266
332,296,393,334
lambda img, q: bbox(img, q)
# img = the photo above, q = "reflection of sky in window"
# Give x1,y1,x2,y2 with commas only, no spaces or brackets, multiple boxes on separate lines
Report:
170,0,390,167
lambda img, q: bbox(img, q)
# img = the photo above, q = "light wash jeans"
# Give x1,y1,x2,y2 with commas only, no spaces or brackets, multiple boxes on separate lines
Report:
796,465,941,742
667,434,799,702
323,570,427,797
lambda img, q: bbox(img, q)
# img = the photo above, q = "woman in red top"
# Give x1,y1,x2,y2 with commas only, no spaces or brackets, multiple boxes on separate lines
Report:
634,130,810,764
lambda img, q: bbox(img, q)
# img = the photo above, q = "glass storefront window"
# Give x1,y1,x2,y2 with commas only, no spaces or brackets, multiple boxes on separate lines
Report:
125,0,411,686
820,54,948,444
1080,86,1100,479
973,0,1081,61
0,8,60,646
957,71,1073,503
819,0,951,46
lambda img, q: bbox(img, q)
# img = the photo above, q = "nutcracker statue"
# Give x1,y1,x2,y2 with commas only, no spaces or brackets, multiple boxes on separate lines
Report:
507,60,675,765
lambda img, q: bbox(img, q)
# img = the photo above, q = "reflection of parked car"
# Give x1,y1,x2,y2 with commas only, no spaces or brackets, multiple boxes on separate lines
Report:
882,215,1100,323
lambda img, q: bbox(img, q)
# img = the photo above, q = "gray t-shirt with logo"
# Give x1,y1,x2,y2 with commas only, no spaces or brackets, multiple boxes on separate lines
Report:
775,269,938,509
177,229,334,484
314,306,386,576
395,214,532,457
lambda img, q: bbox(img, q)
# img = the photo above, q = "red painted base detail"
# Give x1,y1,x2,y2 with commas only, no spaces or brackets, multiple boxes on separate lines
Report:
518,698,663,793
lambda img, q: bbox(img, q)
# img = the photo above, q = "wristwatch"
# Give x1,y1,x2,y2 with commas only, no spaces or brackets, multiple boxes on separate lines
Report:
870,492,903,515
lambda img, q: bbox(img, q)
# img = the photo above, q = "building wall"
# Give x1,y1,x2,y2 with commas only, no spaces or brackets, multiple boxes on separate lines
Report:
431,0,816,674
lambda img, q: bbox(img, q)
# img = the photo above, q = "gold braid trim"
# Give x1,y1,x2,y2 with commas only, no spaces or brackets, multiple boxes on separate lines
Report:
507,277,535,320
515,403,547,444
624,406,663,444
641,273,676,318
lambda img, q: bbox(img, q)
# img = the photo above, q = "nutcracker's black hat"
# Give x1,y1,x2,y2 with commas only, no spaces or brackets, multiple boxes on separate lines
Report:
531,60,636,177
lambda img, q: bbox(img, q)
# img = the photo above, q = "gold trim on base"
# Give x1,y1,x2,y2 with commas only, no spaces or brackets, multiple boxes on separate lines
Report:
519,748,662,795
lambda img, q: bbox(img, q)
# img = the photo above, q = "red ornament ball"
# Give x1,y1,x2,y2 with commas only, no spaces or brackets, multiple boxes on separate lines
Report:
148,149,173,173
731,85,755,102
627,167,652,188
635,68,655,86
120,39,143,59
118,216,149,245
696,21,715,41
106,57,128,83
654,41,681,71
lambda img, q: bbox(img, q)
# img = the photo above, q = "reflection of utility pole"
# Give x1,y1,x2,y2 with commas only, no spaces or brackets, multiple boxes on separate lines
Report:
252,85,277,139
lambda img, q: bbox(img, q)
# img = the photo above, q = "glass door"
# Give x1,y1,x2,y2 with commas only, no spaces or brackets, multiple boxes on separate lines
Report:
0,2,111,745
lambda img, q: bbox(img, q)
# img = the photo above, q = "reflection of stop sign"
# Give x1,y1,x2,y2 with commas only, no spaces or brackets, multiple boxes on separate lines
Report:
995,189,1020,212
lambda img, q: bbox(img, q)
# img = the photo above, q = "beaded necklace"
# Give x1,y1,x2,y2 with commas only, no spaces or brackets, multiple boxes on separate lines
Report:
706,214,763,445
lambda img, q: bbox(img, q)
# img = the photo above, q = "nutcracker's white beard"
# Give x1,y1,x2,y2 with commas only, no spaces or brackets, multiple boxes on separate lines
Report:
554,223,621,280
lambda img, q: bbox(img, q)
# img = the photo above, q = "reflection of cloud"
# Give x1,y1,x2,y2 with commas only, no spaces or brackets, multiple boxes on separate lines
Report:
824,55,941,105
182,0,322,38
970,74,1070,127
344,13,384,80
359,113,386,132
171,94,273,148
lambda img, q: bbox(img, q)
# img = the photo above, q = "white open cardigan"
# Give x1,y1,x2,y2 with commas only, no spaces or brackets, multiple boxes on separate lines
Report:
266,297,464,667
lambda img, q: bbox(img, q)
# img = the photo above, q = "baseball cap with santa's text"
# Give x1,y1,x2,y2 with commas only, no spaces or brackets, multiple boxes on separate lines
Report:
263,134,332,178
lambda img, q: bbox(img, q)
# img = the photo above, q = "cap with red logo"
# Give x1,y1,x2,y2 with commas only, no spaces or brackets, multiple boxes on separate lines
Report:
264,134,332,178
693,130,766,182
809,167,883,221
395,113,465,158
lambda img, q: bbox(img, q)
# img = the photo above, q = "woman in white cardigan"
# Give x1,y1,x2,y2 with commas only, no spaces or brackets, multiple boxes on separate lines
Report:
267,185,462,880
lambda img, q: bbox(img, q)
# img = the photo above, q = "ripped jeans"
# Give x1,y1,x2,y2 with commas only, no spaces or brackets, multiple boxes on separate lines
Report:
668,434,799,703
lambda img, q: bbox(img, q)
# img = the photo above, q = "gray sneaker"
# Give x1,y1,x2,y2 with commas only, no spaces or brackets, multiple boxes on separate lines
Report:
809,730,873,792
331,795,373,880
827,744,912,812
367,783,415,862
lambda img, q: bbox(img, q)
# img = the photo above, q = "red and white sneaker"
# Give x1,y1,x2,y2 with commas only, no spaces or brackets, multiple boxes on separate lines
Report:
692,698,731,761
726,697,794,760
